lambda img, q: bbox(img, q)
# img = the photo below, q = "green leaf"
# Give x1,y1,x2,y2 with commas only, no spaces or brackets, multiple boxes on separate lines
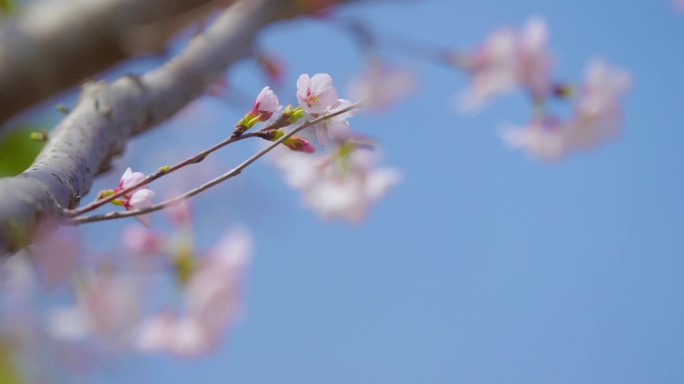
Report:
0,129,45,177
0,0,14,15
0,344,24,384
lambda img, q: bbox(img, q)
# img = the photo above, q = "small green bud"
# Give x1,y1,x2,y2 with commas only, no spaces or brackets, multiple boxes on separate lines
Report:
29,131,48,142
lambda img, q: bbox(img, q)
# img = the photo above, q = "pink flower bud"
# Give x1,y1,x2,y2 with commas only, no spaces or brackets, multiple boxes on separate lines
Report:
252,86,281,120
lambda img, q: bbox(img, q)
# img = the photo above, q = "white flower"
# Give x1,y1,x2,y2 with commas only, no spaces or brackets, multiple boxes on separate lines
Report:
460,17,552,110
348,64,415,110
296,73,339,114
272,147,401,222
48,271,141,343
135,229,252,357
252,86,281,120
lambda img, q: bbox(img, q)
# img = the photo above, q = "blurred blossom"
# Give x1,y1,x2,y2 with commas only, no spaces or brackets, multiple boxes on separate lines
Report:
348,64,415,110
459,16,552,110
502,60,630,160
27,230,81,288
312,98,358,147
136,229,252,357
296,73,339,114
48,270,142,344
0,256,36,303
256,52,286,87
273,146,401,222
166,197,193,230
502,118,569,161
122,225,164,257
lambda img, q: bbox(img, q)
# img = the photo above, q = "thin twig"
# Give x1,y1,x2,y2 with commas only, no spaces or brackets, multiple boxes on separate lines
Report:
64,119,286,217
69,102,362,225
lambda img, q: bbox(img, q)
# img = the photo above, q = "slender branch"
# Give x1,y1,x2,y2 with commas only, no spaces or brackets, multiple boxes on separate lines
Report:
65,110,300,217
0,0,353,258
70,102,362,225
64,131,259,217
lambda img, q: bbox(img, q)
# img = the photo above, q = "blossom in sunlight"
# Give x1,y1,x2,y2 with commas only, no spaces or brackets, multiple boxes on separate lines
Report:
28,230,81,288
166,198,193,229
460,17,552,110
115,167,155,225
118,167,145,191
312,99,358,147
272,145,401,222
348,64,415,110
136,229,252,357
502,60,630,160
296,73,339,114
122,225,164,256
567,59,631,149
251,86,281,121
48,270,141,343
502,118,569,161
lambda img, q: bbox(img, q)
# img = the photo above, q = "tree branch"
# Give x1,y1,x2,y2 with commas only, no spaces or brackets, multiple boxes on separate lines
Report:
69,102,362,225
0,0,239,127
0,0,340,258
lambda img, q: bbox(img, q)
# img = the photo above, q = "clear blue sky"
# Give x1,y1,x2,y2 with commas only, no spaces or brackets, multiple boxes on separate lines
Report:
56,0,684,383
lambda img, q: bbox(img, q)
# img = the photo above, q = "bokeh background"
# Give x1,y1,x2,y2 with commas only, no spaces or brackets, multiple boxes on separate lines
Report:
3,0,684,383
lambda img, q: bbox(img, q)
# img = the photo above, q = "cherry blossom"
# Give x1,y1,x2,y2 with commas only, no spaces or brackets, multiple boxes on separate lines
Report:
502,118,569,161
114,167,155,225
122,225,164,256
136,229,252,356
313,99,358,147
48,270,142,343
502,60,630,160
460,17,552,110
251,86,281,121
28,230,81,288
348,64,415,110
296,73,339,114
272,146,401,222
118,167,145,191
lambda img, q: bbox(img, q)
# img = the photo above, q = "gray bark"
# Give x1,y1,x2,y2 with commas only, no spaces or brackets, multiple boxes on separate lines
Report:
0,0,336,257
0,0,234,126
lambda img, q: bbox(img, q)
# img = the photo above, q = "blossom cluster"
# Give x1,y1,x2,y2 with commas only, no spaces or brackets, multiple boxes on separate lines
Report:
459,17,631,160
241,72,401,221
44,201,252,357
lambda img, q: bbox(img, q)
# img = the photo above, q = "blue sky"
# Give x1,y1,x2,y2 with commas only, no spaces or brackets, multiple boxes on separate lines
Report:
42,0,684,383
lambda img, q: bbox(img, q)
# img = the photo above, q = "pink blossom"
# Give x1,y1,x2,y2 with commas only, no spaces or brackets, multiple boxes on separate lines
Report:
122,225,164,256
502,60,630,160
460,17,552,110
135,229,252,356
348,64,415,110
313,99,358,147
272,147,401,222
28,230,81,288
502,118,570,161
48,271,142,343
118,167,145,192
251,86,281,120
296,73,339,114
166,198,193,229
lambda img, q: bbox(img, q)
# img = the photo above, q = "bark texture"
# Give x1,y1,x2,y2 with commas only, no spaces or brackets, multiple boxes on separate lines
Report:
0,0,335,257
0,0,234,126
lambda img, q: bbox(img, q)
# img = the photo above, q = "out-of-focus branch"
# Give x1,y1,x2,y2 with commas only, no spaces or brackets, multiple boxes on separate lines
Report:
0,0,233,127
0,0,351,258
